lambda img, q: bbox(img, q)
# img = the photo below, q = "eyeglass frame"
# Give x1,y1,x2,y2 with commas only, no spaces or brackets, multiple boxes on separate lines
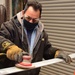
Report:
23,15,40,23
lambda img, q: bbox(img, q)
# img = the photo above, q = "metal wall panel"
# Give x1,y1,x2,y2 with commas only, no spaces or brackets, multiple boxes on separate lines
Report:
38,0,75,75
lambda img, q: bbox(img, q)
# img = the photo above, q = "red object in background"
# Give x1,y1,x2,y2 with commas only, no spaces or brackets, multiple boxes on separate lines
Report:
74,71,75,75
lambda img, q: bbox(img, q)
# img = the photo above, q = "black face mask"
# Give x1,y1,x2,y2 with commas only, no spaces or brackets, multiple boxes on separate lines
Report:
23,19,38,31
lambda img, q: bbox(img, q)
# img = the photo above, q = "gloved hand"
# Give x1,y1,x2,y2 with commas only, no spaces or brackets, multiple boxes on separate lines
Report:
6,45,28,62
1,40,28,62
15,55,35,69
55,50,72,64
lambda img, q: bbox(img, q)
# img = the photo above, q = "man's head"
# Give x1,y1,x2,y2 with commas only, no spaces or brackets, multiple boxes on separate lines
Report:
22,1,42,23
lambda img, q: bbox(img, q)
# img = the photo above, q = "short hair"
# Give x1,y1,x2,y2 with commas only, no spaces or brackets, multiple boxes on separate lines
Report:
24,1,42,17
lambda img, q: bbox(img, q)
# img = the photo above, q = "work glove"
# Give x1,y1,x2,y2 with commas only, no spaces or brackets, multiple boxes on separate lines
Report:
6,45,29,62
55,50,72,64
1,41,28,62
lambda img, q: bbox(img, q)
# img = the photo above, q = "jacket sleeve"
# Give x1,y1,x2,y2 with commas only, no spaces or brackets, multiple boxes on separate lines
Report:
43,31,59,59
0,22,14,52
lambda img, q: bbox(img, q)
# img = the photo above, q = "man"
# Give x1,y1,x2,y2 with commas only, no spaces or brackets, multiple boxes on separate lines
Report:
0,1,72,75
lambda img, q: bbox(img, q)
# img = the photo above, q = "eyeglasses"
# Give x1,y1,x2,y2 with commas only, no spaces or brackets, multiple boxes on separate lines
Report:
24,15,40,23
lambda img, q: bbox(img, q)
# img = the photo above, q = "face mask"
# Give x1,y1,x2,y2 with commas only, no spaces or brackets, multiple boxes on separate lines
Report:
23,19,38,31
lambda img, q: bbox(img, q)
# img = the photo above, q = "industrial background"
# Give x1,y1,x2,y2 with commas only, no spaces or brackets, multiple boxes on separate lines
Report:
38,0,75,75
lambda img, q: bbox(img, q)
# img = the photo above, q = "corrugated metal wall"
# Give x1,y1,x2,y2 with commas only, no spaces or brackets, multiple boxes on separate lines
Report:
38,0,75,75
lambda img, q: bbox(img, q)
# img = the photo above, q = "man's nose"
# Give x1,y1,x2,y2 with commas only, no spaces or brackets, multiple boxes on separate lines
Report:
29,19,34,23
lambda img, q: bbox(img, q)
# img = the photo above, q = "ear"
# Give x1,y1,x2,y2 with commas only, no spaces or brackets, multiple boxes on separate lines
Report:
22,10,25,15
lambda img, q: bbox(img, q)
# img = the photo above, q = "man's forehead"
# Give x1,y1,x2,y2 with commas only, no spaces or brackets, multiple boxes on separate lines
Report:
24,6,40,18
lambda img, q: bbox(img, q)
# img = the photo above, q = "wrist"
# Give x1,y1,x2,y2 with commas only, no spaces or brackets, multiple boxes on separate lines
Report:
54,50,60,58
